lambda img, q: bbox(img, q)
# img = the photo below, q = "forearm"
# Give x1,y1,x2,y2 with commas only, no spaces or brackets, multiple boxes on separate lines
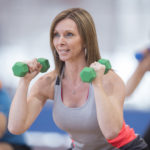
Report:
93,84,123,139
126,64,145,97
8,79,30,134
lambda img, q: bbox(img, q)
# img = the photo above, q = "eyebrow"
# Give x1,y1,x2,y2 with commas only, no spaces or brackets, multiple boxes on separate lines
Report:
53,29,75,33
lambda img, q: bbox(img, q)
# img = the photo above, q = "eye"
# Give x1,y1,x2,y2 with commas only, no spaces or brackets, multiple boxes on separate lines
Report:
66,32,73,37
53,32,60,37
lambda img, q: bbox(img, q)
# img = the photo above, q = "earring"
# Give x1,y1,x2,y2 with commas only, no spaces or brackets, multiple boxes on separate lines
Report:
84,48,87,56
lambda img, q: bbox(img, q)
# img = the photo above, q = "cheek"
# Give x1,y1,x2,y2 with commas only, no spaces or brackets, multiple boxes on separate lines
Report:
71,39,83,49
53,39,57,48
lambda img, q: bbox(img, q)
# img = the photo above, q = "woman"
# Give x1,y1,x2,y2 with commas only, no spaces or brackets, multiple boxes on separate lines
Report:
8,8,148,150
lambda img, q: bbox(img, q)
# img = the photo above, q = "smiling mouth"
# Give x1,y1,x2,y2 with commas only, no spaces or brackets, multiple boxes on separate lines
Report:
59,49,70,53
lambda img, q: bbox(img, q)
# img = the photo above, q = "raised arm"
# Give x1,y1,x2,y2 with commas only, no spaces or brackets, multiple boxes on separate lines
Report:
126,52,150,97
91,62,125,140
8,59,55,135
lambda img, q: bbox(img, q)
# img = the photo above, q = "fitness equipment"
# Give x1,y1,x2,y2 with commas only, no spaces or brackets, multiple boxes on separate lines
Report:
80,58,111,82
12,58,50,77
135,48,150,61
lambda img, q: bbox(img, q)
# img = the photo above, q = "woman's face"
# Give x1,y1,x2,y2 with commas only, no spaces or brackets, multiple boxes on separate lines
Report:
53,18,84,62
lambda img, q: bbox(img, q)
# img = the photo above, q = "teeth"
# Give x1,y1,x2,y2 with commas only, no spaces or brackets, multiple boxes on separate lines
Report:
60,49,69,52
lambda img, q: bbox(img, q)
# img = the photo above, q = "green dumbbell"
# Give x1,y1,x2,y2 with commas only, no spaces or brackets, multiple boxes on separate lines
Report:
80,58,111,82
12,58,50,77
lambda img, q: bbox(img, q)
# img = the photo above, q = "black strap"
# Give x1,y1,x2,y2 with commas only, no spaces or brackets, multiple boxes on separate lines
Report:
56,76,60,85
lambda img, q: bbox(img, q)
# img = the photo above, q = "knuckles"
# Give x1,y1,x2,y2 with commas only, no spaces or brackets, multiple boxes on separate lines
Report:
27,59,42,73
90,62,105,72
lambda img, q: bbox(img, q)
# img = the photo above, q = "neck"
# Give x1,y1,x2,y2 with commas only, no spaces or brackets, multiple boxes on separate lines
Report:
63,60,87,84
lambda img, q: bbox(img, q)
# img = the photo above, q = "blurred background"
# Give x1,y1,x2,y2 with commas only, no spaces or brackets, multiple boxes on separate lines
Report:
0,0,150,149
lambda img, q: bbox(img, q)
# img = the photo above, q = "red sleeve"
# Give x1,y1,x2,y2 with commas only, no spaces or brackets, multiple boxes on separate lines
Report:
107,121,137,148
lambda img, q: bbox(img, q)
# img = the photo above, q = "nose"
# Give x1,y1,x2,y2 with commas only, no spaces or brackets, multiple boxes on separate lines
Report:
58,36,66,46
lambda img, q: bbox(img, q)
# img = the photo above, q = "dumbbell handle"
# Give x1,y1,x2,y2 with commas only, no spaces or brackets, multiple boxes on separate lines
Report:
12,58,50,77
80,59,111,82
135,48,150,61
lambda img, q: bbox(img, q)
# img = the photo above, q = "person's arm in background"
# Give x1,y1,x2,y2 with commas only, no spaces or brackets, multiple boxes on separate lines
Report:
0,81,7,138
126,48,150,97
0,112,7,138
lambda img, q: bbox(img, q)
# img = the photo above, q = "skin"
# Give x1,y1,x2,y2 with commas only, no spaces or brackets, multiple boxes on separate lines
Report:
0,113,7,138
0,143,13,150
0,80,2,89
8,18,125,140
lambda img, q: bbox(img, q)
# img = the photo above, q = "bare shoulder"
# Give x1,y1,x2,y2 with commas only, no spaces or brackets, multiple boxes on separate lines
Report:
29,70,57,101
102,70,125,105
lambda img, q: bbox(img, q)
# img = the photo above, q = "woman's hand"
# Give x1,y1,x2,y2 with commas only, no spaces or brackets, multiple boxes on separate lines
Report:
22,58,42,82
90,61,106,84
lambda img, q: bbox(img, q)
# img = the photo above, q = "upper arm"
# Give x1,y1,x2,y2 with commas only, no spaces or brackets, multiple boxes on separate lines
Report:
29,71,56,101
0,112,7,138
103,70,126,110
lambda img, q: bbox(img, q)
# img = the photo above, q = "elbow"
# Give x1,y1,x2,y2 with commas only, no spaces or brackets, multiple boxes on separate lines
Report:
105,129,120,140
8,126,24,135
8,122,25,135
104,122,123,140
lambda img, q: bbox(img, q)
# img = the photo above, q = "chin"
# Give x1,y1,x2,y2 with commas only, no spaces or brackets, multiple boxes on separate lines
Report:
59,56,70,62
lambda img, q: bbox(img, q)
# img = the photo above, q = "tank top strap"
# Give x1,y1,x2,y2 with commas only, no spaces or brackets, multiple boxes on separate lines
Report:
55,76,60,85
55,66,65,86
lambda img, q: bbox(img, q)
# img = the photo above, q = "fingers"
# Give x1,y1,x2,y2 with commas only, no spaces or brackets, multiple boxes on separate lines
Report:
90,62,106,83
27,59,42,73
90,61,105,72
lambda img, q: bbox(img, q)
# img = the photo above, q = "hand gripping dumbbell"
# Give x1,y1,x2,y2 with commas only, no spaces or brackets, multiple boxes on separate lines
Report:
12,58,50,77
80,59,111,82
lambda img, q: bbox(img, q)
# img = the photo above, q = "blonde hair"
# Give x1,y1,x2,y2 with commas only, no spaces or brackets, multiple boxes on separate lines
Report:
50,8,101,75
